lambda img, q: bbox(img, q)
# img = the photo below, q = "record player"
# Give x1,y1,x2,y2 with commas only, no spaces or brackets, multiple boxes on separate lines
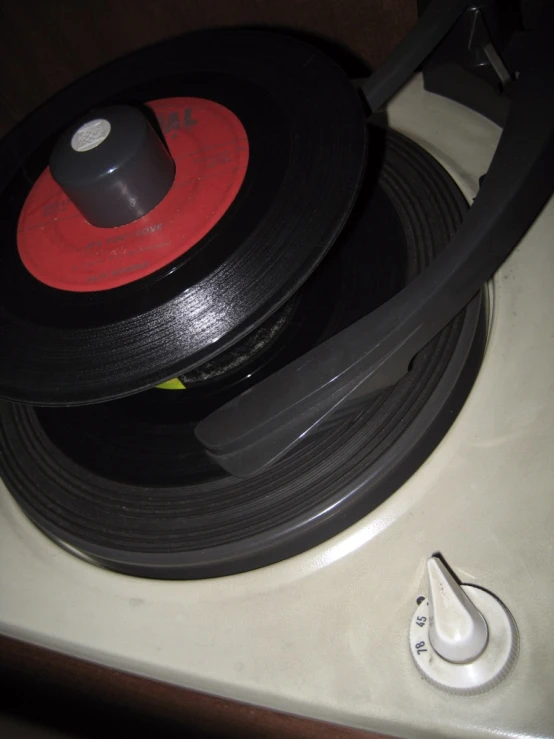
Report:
1,1,554,736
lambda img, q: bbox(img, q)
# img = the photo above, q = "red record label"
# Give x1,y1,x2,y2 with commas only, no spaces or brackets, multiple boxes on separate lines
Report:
17,98,249,292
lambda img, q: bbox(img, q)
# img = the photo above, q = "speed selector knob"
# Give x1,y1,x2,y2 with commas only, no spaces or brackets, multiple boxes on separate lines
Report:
427,557,488,663
409,556,518,695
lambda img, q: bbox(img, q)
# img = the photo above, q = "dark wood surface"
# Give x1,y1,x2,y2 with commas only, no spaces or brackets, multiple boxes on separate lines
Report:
0,635,396,738
0,2,414,736
0,0,416,135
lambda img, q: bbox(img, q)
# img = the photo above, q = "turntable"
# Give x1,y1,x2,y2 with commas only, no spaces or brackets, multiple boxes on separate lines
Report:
1,1,554,737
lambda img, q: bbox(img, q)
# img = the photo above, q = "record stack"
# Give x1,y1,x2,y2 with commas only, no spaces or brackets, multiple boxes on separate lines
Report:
0,25,514,579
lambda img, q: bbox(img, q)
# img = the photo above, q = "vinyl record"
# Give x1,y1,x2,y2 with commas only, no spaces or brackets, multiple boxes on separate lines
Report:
0,30,366,406
0,131,486,579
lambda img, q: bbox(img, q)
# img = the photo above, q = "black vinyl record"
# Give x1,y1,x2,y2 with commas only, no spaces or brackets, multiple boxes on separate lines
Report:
0,131,485,579
0,30,366,405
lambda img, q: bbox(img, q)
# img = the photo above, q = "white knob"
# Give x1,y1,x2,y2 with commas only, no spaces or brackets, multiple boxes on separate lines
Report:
409,556,519,695
427,557,488,663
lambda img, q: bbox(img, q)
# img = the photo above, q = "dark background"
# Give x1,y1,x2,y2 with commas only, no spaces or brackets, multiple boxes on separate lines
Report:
0,1,414,737
0,0,416,134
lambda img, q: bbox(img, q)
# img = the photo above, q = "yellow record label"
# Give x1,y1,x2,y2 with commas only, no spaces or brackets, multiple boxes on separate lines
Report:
156,378,186,390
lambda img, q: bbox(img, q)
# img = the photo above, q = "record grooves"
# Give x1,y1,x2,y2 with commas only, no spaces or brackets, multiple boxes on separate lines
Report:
0,131,486,579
